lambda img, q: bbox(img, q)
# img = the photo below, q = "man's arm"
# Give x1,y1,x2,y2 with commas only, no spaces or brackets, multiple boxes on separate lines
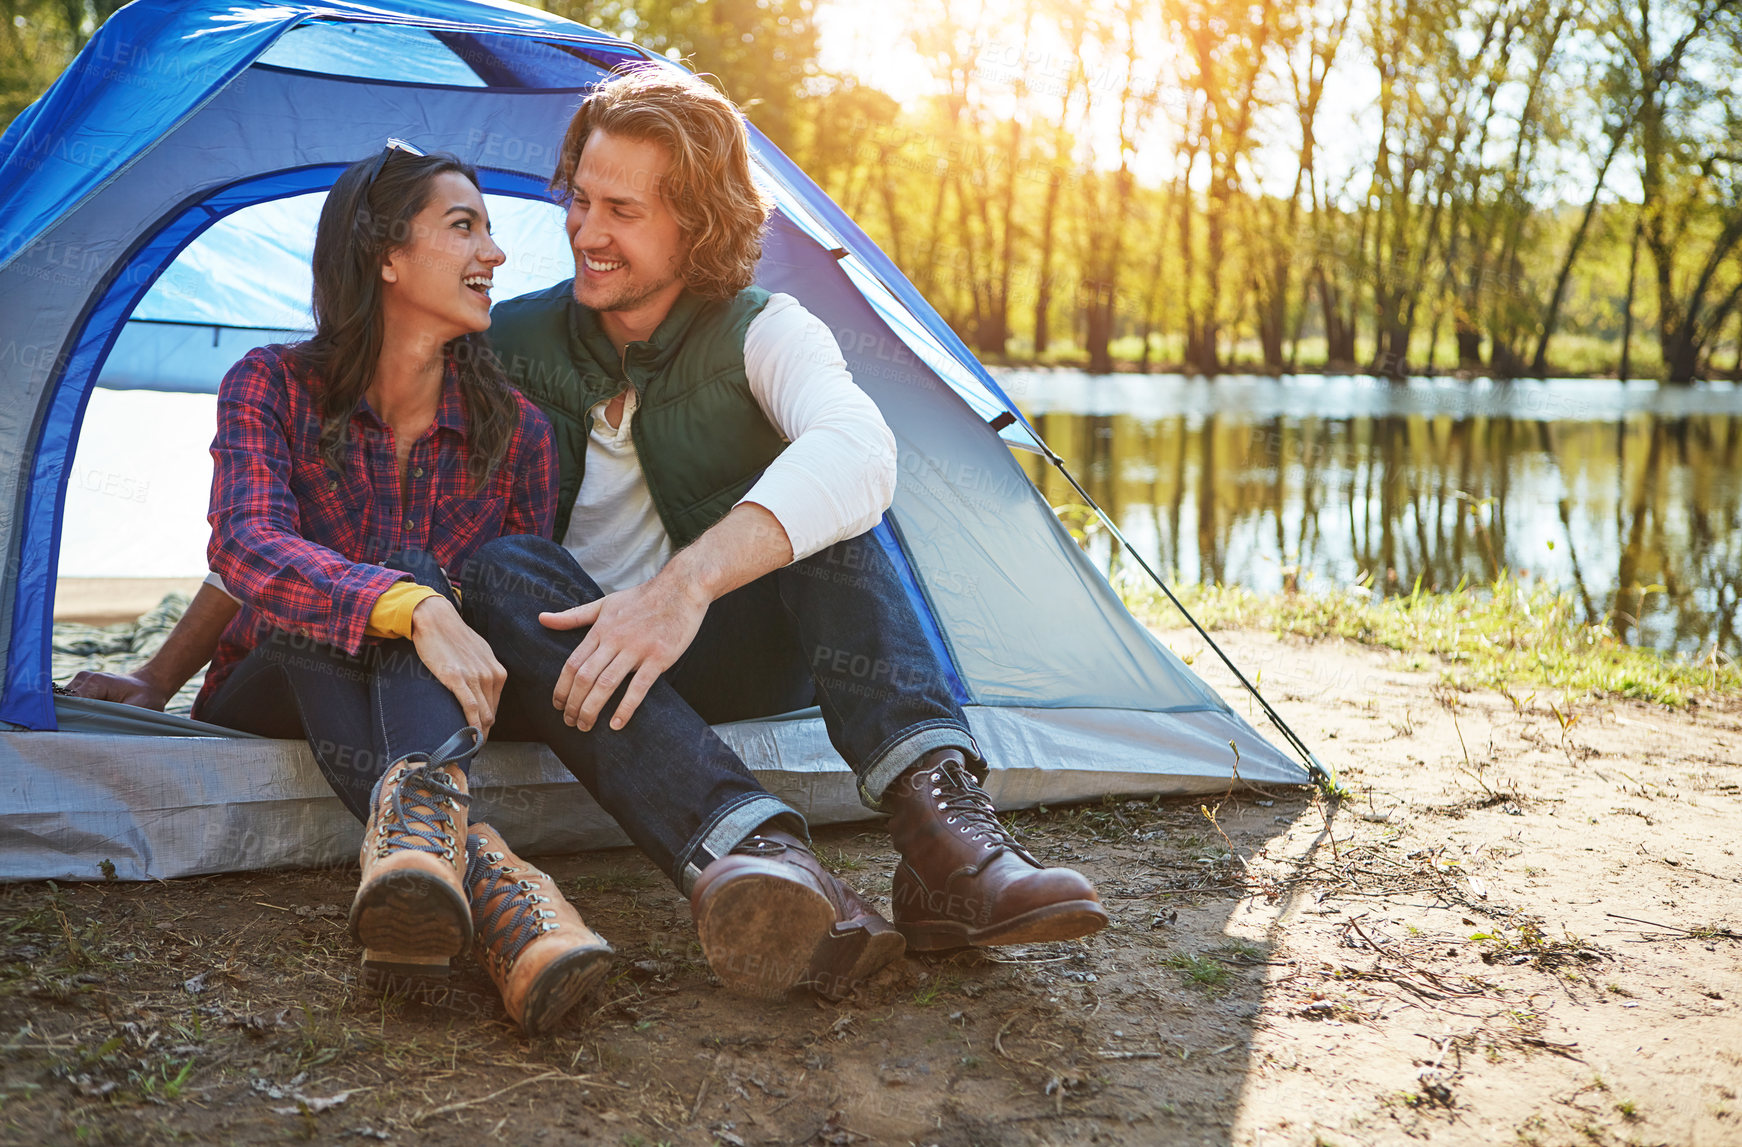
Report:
540,501,792,731
65,580,239,709
725,293,898,559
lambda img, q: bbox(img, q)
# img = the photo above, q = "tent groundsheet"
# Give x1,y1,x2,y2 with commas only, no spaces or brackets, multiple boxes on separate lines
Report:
3,699,1296,882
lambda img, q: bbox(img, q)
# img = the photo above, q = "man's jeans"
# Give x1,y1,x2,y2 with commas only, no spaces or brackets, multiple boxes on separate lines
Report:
458,532,978,893
202,551,471,822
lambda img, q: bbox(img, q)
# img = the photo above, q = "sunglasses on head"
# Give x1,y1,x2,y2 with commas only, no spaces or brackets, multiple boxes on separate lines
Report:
361,137,426,191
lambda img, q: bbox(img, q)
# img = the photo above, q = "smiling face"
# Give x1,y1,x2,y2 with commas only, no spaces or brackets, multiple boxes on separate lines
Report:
564,129,688,338
379,170,506,346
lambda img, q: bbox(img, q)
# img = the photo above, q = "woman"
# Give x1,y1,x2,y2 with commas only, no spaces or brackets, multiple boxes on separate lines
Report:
195,143,611,1034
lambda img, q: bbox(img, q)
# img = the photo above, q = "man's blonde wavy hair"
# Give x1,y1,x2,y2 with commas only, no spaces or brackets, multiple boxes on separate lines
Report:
552,65,772,301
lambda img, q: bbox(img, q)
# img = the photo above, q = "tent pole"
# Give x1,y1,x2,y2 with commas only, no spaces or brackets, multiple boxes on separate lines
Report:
1039,446,1337,791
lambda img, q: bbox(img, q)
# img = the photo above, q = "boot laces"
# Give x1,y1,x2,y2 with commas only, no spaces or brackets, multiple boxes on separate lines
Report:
373,728,480,861
929,760,1040,866
465,835,560,972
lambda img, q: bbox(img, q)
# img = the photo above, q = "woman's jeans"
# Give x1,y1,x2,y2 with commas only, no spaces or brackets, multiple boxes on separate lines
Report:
204,533,980,895
457,532,978,894
202,551,470,823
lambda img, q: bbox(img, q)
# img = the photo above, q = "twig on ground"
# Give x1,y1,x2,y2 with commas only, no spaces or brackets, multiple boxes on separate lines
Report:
1605,913,1740,940
1520,1036,1584,1060
994,1010,1027,1060
410,1071,595,1125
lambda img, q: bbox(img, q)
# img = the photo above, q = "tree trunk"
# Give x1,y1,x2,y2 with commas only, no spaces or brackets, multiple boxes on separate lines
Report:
1619,215,1641,381
1257,260,1287,371
1535,0,1733,374
982,118,1019,357
1317,267,1358,367
1027,19,1084,361
1033,169,1061,358
1455,317,1483,368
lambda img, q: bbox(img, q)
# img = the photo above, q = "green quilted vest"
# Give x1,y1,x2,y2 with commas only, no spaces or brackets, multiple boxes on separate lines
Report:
488,281,787,547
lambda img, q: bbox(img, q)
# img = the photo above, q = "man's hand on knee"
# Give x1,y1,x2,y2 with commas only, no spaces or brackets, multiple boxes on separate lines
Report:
540,502,795,731
540,573,710,731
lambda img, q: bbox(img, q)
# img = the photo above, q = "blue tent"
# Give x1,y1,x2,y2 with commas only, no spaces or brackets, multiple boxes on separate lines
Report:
0,0,1311,881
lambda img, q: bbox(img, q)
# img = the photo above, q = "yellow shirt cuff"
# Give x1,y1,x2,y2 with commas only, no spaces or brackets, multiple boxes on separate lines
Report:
365,583,442,639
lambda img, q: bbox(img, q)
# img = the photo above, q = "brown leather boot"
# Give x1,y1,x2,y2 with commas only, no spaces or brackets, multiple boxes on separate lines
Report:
690,830,905,1001
350,728,480,987
886,748,1108,951
465,822,613,1034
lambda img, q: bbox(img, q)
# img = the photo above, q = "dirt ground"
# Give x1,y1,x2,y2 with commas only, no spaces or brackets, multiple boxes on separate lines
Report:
4,626,1740,1146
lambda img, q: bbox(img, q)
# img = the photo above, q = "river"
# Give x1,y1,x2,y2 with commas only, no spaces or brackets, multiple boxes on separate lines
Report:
996,371,1742,661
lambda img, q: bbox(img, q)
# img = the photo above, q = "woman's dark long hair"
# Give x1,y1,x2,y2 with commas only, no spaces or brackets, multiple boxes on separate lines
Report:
300,150,515,490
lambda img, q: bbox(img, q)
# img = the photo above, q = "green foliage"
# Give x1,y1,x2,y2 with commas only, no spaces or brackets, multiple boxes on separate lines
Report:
522,0,819,152
0,1,124,129
1051,502,1104,545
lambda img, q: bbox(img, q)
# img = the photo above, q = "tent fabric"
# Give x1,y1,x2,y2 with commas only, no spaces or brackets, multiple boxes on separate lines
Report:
4,699,1302,882
0,0,1313,880
0,1,644,256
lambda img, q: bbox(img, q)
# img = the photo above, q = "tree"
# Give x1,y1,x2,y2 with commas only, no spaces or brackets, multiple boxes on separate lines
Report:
528,0,821,152
0,0,126,130
1631,0,1742,380
1530,0,1736,375
1260,0,1353,372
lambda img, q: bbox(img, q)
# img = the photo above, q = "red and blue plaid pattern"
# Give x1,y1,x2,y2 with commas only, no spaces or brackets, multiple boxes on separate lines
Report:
194,344,556,715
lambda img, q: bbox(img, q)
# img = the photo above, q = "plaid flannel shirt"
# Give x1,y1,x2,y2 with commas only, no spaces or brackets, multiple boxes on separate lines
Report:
194,344,556,715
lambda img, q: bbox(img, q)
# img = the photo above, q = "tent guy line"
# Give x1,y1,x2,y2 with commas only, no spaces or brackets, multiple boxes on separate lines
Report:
1038,443,1335,790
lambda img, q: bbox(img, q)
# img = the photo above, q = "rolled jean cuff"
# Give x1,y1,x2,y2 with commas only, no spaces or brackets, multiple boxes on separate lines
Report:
676,792,808,895
857,720,982,812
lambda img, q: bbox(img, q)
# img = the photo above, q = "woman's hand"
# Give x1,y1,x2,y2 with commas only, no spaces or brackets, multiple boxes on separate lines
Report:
409,595,506,737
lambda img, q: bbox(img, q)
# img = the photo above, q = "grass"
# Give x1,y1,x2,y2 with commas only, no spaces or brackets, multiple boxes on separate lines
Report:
134,1058,195,1102
809,844,864,873
913,972,957,1007
1215,939,1267,965
1161,952,1233,991
1121,570,1742,708
1007,794,1162,844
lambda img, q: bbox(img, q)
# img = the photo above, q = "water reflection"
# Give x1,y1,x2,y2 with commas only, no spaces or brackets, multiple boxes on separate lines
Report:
999,372,1742,660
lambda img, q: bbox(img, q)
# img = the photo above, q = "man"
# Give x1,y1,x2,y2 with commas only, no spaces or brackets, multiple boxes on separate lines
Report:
71,65,1105,1001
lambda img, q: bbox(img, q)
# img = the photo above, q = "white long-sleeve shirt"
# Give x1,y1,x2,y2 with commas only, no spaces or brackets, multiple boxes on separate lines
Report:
559,292,897,593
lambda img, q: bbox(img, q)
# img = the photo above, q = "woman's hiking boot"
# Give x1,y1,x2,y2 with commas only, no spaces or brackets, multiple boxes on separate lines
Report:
690,829,905,1001
885,748,1108,951
351,728,480,988
465,822,613,1034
